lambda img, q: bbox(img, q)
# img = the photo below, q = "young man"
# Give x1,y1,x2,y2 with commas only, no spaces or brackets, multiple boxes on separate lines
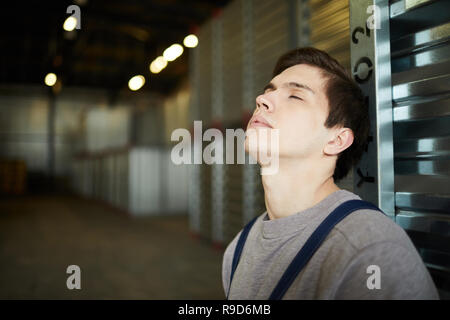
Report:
222,47,439,299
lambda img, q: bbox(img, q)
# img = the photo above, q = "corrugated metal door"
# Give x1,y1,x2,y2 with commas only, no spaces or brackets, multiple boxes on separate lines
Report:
252,0,291,97
350,0,450,298
197,20,214,240
222,0,245,245
389,0,450,299
310,0,351,69
310,0,355,191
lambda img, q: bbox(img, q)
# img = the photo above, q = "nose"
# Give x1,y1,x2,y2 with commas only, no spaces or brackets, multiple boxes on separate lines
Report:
255,93,274,113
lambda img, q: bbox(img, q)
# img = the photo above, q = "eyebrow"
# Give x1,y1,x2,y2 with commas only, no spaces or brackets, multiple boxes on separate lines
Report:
263,81,316,95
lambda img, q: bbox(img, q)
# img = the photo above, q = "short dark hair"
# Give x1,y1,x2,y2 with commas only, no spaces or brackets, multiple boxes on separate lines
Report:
272,47,369,182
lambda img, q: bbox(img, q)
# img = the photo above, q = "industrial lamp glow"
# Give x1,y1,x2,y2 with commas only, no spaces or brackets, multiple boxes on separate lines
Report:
150,56,168,74
128,75,145,91
163,44,184,62
44,73,57,86
183,34,198,48
63,16,78,32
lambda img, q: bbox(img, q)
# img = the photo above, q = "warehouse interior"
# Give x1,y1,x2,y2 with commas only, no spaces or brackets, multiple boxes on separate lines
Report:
0,0,449,299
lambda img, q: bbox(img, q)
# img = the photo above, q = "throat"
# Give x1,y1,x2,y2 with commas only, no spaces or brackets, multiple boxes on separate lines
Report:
262,172,340,220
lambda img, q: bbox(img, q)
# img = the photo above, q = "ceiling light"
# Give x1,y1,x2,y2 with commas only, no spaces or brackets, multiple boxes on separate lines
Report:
128,75,145,91
44,73,57,86
63,16,77,32
163,44,184,62
183,34,198,48
150,56,168,74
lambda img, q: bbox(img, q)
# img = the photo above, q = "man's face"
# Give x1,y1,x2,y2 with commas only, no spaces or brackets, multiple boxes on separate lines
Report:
245,64,333,161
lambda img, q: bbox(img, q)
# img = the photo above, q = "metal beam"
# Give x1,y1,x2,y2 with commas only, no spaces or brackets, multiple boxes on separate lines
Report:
349,0,395,217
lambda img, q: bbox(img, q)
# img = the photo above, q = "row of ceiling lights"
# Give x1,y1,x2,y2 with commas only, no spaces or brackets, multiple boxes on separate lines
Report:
128,34,198,91
45,15,199,92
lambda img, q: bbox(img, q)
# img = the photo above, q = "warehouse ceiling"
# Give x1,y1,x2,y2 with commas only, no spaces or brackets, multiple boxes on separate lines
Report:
0,0,230,95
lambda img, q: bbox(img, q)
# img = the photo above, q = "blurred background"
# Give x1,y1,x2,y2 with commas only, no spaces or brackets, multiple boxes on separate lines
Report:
0,0,449,299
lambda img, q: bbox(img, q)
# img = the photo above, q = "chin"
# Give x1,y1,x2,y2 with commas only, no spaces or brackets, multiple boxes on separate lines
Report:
245,137,272,161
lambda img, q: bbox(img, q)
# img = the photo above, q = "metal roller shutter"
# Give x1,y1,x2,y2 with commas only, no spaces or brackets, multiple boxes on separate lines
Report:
191,19,215,240
224,133,245,244
200,161,213,240
252,0,291,97
242,0,293,225
197,20,213,128
188,29,202,234
310,0,355,191
211,16,225,244
350,0,450,298
390,0,450,298
310,0,351,69
222,0,245,245
222,0,244,125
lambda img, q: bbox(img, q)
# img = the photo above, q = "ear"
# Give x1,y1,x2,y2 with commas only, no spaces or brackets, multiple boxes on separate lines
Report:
323,128,354,156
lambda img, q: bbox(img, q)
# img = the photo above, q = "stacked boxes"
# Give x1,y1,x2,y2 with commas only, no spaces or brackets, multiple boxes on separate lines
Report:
0,159,27,195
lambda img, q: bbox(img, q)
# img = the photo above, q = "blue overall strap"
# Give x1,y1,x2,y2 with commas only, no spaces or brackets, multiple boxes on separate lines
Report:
269,199,384,300
227,215,259,299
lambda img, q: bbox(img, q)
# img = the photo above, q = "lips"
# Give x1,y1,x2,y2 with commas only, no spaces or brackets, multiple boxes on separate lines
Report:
249,115,273,128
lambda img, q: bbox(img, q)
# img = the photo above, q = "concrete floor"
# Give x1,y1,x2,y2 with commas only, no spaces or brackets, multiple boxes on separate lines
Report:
0,195,226,299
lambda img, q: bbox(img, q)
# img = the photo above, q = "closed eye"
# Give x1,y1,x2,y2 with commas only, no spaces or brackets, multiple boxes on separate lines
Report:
289,95,303,101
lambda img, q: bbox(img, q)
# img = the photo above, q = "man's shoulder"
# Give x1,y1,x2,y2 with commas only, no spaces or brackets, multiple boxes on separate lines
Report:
222,212,266,290
324,190,411,251
332,204,411,252
223,213,266,259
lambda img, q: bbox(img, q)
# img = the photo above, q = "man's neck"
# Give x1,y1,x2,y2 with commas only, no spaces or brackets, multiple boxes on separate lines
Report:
261,158,340,220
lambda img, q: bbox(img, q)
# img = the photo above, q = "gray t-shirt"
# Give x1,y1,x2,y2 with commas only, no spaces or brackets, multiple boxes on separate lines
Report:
222,189,439,299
